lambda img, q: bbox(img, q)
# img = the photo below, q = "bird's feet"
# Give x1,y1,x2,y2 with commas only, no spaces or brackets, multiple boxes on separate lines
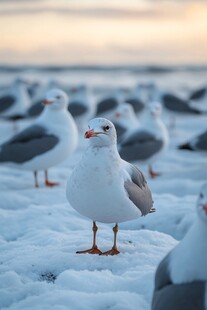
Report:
76,246,102,255
100,246,120,256
149,171,161,179
45,180,59,187
149,168,161,179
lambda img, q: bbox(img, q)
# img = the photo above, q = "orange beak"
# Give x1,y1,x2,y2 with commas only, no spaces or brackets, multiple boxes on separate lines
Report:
115,112,121,118
202,204,207,214
42,99,53,105
84,129,97,139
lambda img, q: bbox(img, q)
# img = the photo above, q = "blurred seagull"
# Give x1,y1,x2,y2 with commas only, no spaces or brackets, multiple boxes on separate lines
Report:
96,88,125,119
152,183,207,310
149,83,202,129
119,102,169,178
112,102,140,143
178,129,207,153
0,88,78,187
0,78,31,129
67,117,154,255
68,85,96,132
125,84,145,115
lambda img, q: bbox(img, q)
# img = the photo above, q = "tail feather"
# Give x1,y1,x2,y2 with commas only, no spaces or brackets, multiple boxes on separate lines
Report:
178,143,194,151
149,207,156,213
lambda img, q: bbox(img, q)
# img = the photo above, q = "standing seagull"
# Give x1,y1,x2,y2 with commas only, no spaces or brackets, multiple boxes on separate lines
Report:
0,88,78,187
152,183,207,310
119,102,169,178
66,118,153,255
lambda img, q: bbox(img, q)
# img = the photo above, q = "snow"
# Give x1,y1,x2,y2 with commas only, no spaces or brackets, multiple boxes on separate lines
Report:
0,67,207,309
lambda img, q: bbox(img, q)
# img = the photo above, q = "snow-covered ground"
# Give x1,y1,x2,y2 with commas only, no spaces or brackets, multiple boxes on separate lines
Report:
0,67,207,310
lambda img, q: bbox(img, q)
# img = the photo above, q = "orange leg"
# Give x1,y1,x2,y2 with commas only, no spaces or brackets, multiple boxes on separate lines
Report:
148,165,161,179
101,224,120,256
44,170,59,187
77,221,102,255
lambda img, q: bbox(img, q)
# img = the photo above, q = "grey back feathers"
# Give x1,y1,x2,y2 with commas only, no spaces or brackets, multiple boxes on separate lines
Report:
189,87,206,101
124,164,153,216
179,130,207,151
27,101,44,117
162,94,201,114
120,131,163,161
0,95,15,112
68,102,88,117
96,98,118,114
125,98,145,113
196,131,207,150
152,251,206,310
0,125,59,163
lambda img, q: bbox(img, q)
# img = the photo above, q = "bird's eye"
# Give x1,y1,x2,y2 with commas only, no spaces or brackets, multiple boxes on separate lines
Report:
200,193,204,198
103,125,110,132
56,95,62,99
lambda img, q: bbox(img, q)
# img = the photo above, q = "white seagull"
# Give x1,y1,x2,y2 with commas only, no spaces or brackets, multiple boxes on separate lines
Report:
66,117,154,255
112,102,140,143
119,102,169,178
152,183,207,310
0,88,78,187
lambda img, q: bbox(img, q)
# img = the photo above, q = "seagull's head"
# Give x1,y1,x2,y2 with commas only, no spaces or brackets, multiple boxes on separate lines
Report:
42,88,68,110
85,118,117,147
196,183,207,222
114,103,135,121
149,101,162,118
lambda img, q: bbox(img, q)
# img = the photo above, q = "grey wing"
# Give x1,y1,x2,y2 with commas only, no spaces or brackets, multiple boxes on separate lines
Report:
195,130,207,151
68,102,88,117
0,95,15,113
124,163,153,215
96,97,118,114
152,281,206,310
119,130,163,162
27,101,44,117
0,125,59,163
125,98,145,113
152,252,206,310
189,87,206,101
162,94,201,114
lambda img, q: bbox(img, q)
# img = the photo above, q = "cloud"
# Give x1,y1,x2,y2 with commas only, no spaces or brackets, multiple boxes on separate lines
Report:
0,6,183,19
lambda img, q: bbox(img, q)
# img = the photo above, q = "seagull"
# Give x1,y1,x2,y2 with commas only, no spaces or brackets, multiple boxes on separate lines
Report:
68,85,96,132
152,183,207,310
27,81,59,118
119,102,169,178
0,88,78,187
66,117,154,255
112,102,140,143
148,83,202,129
0,78,31,128
95,88,125,119
178,129,207,153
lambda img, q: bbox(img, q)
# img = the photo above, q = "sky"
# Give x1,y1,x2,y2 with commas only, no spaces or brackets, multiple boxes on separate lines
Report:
0,0,207,65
